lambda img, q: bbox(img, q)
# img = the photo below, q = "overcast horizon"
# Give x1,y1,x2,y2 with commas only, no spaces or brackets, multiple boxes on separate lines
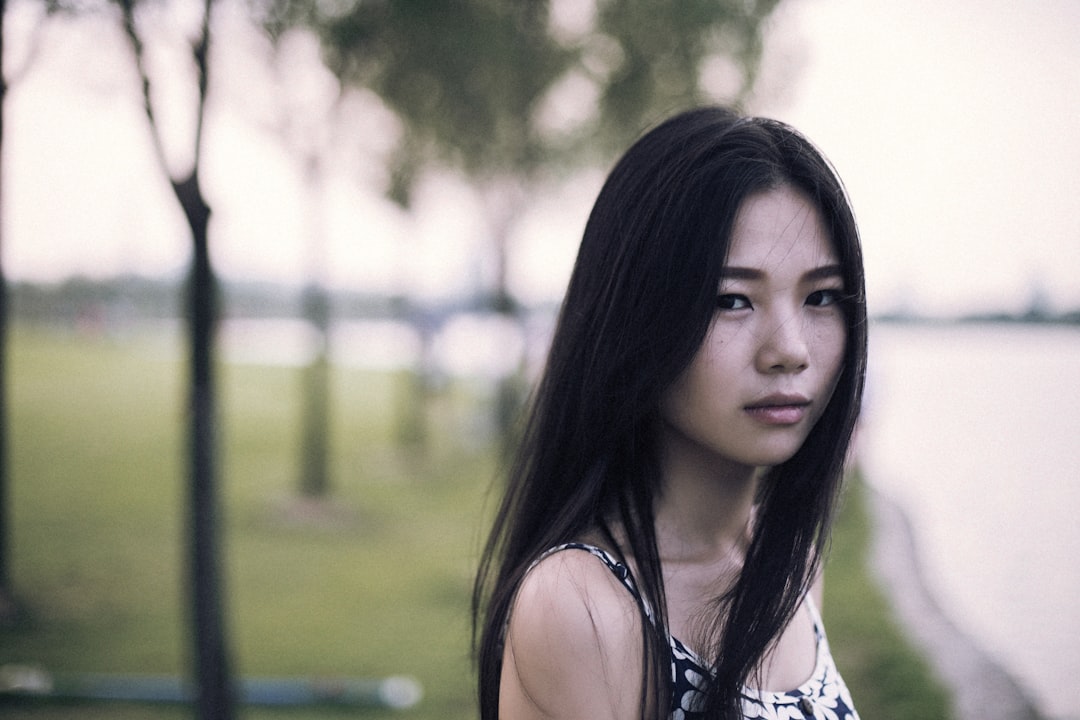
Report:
5,0,1079,319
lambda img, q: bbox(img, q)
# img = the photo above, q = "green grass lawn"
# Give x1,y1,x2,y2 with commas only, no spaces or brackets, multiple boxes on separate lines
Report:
1,325,949,719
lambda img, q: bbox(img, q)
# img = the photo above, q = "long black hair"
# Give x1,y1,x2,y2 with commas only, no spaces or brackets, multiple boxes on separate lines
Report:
473,106,867,719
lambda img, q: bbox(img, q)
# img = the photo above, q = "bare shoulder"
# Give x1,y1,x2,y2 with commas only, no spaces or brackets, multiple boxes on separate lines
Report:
499,549,645,719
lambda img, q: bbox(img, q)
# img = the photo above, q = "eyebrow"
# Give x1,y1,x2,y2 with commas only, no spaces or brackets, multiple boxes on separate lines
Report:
720,264,844,282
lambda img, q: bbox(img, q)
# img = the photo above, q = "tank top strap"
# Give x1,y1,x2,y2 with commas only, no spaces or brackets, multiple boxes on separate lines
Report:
535,542,657,624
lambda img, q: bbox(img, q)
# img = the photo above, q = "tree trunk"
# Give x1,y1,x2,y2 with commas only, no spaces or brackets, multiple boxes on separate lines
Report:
482,179,527,457
0,236,12,628
176,173,235,720
0,0,17,627
118,0,235,713
299,284,330,497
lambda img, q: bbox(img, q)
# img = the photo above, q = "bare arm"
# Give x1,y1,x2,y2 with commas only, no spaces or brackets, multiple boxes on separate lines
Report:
499,551,646,720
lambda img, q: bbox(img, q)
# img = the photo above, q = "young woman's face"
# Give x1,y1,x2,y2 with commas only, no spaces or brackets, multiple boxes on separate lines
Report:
660,184,847,471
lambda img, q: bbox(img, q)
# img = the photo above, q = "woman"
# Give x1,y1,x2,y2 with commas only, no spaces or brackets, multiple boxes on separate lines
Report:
473,106,867,720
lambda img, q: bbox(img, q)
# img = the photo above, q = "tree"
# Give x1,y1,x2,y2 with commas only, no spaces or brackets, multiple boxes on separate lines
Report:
261,34,347,499
0,0,12,627
248,25,376,497
586,0,782,156
117,0,235,717
0,0,51,627
275,0,783,249
261,0,784,448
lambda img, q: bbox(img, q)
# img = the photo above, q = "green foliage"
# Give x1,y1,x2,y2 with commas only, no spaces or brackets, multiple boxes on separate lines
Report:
293,0,573,199
266,0,785,201
825,473,954,720
590,0,781,155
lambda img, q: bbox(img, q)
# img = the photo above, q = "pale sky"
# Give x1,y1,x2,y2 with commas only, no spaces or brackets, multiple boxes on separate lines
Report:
4,0,1079,317
758,0,1080,316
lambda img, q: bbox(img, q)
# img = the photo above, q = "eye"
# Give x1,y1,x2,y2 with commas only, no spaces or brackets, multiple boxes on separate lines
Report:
806,288,844,307
716,294,752,311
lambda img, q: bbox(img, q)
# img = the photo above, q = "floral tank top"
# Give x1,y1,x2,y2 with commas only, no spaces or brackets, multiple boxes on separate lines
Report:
538,543,861,720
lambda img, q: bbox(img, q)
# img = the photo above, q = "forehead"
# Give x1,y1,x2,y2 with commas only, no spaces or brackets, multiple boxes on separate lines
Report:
725,186,837,271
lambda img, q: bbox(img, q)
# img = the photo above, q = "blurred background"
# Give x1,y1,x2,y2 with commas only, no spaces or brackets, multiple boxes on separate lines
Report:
1,0,1077,719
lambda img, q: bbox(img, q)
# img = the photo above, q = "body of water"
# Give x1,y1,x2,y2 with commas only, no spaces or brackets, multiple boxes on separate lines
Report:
859,323,1080,720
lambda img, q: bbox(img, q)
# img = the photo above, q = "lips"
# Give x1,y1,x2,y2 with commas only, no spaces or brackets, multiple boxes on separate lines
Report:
744,394,811,425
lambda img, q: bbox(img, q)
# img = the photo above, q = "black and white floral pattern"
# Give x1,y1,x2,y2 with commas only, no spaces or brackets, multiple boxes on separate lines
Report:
540,544,861,720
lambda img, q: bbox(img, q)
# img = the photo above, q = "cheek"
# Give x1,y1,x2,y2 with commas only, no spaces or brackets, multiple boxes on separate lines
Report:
658,341,722,426
659,360,701,426
817,323,848,394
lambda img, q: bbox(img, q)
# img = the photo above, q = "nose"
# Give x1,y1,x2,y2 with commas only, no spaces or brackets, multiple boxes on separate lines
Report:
755,315,810,374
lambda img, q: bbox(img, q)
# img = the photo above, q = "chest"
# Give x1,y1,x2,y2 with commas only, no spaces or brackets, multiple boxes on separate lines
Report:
663,565,818,692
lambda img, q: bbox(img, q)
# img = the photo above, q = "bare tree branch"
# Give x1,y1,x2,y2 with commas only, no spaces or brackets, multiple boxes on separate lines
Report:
117,0,169,175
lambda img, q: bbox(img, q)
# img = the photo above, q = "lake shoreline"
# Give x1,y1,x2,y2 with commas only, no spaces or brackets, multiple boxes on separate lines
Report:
859,322,1080,720
866,481,1044,720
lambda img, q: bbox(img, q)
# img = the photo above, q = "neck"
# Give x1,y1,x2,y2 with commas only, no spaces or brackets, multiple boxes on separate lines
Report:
653,425,761,565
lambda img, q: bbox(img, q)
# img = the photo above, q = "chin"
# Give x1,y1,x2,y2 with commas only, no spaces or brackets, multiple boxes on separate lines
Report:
741,444,804,469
